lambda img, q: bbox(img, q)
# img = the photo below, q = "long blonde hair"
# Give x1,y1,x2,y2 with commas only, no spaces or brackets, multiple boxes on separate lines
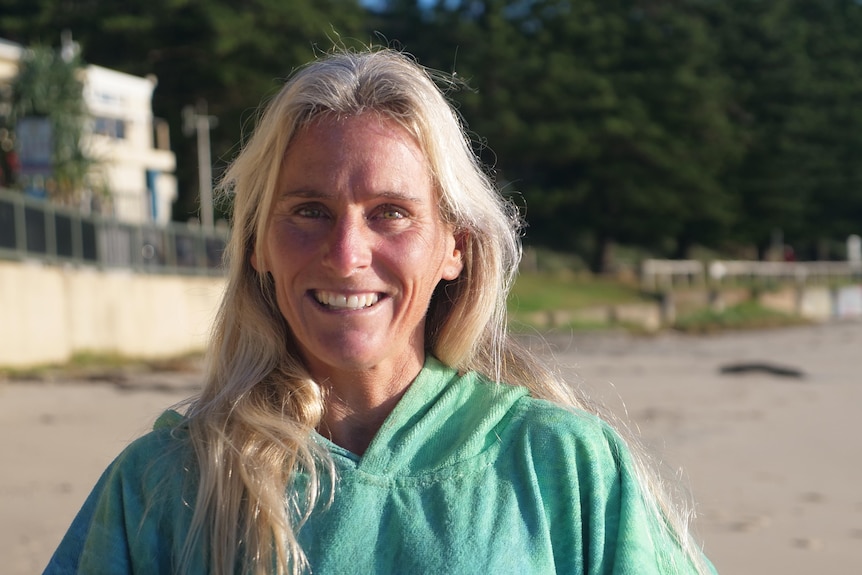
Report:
182,48,709,575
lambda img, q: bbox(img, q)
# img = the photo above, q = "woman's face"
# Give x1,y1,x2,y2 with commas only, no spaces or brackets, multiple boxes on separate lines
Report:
253,114,463,382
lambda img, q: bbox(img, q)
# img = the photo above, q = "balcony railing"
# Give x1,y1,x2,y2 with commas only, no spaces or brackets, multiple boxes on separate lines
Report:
0,187,228,275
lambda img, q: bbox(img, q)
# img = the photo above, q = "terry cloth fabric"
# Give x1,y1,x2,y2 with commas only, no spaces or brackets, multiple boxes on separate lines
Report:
44,355,711,574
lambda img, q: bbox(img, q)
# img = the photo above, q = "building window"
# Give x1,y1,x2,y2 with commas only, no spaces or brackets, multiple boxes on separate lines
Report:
92,116,126,139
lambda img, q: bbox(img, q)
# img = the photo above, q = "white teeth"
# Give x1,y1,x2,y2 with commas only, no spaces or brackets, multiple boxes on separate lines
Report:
314,291,380,310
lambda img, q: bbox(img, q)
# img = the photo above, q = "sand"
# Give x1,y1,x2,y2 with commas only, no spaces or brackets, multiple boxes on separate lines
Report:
2,321,861,574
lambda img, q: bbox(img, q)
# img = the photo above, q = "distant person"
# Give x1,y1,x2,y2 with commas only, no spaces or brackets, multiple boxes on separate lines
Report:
45,49,715,574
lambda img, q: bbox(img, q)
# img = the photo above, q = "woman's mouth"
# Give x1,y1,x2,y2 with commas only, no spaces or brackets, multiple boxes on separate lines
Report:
313,290,381,310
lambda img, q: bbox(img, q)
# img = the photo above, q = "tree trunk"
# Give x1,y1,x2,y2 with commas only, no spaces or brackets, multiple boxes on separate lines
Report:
673,232,693,260
590,234,614,274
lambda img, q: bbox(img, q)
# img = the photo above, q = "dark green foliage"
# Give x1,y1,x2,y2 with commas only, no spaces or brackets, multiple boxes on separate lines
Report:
1,0,368,220
703,0,862,260
376,0,740,271
10,45,91,200
3,0,862,266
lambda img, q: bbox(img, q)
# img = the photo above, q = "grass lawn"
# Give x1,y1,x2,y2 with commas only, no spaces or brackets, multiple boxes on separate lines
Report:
508,273,649,314
507,271,810,333
509,273,650,330
672,300,807,334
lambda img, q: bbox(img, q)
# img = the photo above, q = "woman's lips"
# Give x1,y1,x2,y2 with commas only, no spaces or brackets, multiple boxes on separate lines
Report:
312,290,382,310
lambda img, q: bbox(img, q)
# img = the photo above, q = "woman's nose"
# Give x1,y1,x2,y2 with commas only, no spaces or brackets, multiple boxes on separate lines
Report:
322,214,373,275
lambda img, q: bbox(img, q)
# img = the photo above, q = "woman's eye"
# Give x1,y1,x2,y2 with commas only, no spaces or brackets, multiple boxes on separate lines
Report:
378,206,406,220
296,205,326,218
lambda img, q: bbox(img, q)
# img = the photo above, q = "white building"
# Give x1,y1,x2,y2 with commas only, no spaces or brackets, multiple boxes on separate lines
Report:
0,39,21,89
0,38,177,225
82,65,177,224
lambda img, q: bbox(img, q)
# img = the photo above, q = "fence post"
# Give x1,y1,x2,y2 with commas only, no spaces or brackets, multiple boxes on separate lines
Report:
14,195,26,254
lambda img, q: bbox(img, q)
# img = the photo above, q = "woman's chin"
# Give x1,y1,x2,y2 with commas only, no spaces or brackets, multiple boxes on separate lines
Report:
301,339,423,381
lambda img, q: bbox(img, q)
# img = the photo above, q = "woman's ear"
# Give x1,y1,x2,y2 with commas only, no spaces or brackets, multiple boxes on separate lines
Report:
250,249,262,272
441,231,466,281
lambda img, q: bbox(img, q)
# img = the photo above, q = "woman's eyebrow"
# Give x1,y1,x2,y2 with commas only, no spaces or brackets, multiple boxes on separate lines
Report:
278,188,334,200
278,188,424,204
376,191,424,204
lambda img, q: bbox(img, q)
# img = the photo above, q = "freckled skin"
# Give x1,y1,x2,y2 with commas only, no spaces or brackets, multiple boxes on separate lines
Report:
252,114,463,390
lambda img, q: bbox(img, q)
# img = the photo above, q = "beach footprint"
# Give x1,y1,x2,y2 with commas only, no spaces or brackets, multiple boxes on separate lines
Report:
791,537,825,551
729,514,771,532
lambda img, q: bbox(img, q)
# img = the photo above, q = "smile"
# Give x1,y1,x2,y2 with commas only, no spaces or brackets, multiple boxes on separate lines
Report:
313,290,381,310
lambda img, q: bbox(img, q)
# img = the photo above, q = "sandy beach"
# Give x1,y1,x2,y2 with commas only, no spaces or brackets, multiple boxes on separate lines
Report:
2,321,861,574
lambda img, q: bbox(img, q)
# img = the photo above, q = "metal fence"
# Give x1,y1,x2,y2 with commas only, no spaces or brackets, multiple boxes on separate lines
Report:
0,187,229,275
641,258,862,290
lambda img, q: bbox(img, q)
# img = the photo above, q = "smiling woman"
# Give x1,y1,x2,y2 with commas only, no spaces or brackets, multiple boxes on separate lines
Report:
44,49,716,575
253,114,463,454
254,115,462,393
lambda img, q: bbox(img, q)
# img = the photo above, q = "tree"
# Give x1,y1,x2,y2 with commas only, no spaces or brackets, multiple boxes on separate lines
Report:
791,0,862,256
700,0,808,257
0,0,370,220
378,0,738,272
702,0,862,259
10,44,91,202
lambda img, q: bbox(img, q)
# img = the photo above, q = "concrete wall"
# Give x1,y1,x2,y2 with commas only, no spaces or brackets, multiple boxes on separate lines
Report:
0,261,225,368
4,259,858,368
517,284,860,333
757,285,862,321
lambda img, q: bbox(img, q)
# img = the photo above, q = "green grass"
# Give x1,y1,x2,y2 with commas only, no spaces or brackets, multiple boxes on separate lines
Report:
672,300,807,334
507,272,655,332
507,270,813,334
0,351,203,381
508,316,618,334
508,273,647,313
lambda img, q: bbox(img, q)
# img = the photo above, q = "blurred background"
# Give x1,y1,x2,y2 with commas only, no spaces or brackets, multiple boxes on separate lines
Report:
1,1,861,366
3,0,862,261
0,1,861,573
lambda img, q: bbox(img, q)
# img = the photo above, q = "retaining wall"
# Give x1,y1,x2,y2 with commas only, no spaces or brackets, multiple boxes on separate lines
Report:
756,285,862,321
0,261,225,368
3,260,860,368
518,284,861,332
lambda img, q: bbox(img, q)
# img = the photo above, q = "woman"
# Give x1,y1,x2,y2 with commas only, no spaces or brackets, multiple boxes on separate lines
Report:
45,49,714,574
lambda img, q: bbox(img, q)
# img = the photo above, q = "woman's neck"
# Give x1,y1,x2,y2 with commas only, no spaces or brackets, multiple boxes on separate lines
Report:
316,356,423,455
